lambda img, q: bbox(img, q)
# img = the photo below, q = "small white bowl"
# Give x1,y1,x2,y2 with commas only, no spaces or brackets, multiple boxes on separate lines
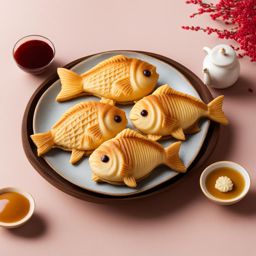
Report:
200,161,251,205
0,187,35,228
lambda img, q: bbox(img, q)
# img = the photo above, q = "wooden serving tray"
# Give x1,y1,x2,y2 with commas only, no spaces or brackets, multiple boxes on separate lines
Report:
22,51,220,203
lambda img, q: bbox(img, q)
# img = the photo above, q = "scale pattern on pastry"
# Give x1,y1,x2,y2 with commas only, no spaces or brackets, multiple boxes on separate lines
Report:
56,55,159,104
129,84,228,141
89,129,186,188
31,102,127,164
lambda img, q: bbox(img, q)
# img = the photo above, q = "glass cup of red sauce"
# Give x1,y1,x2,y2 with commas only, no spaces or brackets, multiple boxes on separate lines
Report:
13,35,55,74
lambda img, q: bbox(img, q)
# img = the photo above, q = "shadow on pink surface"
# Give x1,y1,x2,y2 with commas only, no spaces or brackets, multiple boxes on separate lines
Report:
210,124,234,162
101,174,203,219
7,213,47,239
212,76,255,98
227,191,256,216
19,59,65,82
35,59,65,78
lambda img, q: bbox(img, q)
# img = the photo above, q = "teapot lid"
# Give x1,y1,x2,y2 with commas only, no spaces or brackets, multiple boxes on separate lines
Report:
210,44,236,67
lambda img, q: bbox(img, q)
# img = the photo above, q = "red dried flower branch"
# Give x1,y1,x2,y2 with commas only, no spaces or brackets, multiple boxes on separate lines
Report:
182,0,256,61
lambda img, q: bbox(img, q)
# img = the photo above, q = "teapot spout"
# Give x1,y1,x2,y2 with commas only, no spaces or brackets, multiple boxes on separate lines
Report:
203,68,211,86
203,47,211,55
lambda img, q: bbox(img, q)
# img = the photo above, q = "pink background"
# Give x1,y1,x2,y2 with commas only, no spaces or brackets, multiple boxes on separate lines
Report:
1,1,256,255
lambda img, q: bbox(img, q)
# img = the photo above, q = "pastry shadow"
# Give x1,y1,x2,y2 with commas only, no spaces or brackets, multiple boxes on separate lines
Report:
99,167,203,219
7,213,48,239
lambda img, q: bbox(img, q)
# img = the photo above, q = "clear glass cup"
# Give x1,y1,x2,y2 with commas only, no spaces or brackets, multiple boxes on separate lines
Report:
13,35,55,74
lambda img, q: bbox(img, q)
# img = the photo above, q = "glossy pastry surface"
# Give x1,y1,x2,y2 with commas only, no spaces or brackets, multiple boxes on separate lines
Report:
89,129,186,188
31,102,127,164
56,55,159,105
130,84,228,141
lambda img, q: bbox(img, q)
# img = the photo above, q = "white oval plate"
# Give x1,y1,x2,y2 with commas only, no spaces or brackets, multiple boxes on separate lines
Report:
33,51,209,196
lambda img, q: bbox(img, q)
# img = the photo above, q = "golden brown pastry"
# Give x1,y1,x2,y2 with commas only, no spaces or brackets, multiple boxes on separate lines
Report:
56,55,159,105
130,85,228,141
31,102,127,164
89,129,186,188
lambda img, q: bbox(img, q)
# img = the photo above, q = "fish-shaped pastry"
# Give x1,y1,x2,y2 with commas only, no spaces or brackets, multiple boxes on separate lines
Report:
56,55,159,105
31,102,127,164
89,129,186,188
130,85,228,141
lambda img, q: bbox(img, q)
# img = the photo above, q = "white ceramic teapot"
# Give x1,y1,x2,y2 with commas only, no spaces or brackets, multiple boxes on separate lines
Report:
202,44,240,89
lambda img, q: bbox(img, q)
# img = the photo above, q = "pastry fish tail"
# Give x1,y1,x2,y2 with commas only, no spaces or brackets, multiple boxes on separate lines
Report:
164,141,186,173
56,68,84,102
30,131,54,156
207,95,229,125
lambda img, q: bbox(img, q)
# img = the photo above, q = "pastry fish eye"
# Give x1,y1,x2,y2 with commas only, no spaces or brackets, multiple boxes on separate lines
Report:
101,155,109,163
140,109,148,117
143,70,151,77
114,115,122,123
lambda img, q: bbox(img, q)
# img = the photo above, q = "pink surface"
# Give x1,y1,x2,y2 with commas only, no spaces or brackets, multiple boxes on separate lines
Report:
1,1,256,255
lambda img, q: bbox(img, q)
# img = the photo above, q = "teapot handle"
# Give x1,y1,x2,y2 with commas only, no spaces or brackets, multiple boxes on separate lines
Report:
203,68,211,86
203,47,211,55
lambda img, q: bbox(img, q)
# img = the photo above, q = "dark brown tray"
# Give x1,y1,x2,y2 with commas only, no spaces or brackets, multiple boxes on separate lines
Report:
22,51,220,203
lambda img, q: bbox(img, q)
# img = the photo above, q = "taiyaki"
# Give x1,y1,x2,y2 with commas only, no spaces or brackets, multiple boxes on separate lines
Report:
31,102,127,164
89,129,186,188
56,55,159,105
130,84,228,141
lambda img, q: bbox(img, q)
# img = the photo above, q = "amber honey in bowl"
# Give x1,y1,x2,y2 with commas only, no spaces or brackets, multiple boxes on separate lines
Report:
205,167,245,200
0,192,30,223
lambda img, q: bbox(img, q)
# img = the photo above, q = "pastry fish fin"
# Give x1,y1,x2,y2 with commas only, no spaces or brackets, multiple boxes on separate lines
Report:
115,128,145,139
87,124,102,140
120,162,131,176
162,115,177,129
81,134,95,148
185,122,200,134
56,68,84,102
70,149,85,164
100,55,128,64
84,150,93,156
82,55,129,77
92,173,103,183
207,96,229,125
153,84,174,95
164,142,186,173
112,76,133,96
100,98,116,105
162,116,185,140
147,134,162,141
154,85,207,109
171,128,185,141
123,176,137,188
91,55,129,71
30,131,54,156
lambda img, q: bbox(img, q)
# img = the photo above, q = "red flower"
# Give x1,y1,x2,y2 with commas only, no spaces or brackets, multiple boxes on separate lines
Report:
183,0,256,61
